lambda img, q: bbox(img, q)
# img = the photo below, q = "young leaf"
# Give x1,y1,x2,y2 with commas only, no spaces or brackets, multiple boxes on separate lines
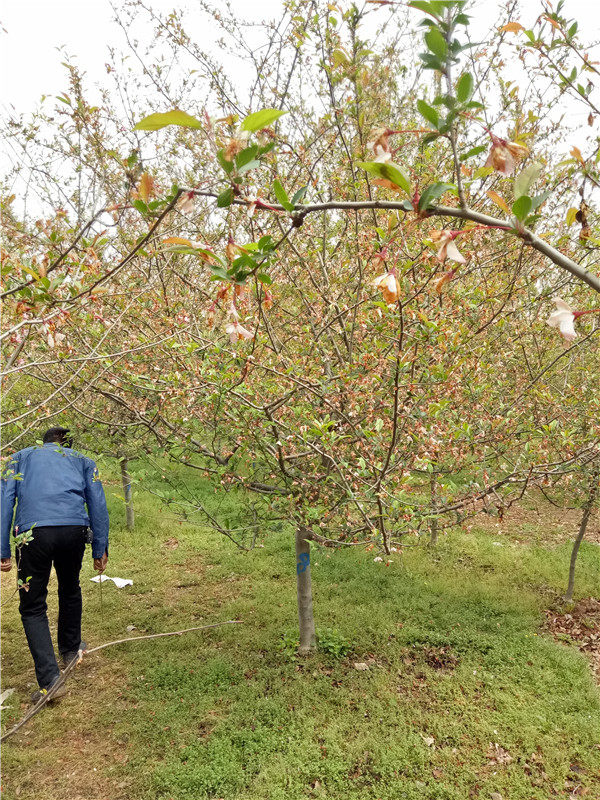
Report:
356,161,411,195
512,195,533,221
486,190,511,215
514,161,542,199
456,72,474,102
133,110,203,131
565,207,578,226
501,22,524,33
241,108,287,133
273,180,294,211
138,172,154,204
161,237,194,248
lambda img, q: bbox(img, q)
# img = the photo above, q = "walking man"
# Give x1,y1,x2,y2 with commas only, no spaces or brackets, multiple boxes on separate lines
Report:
1,427,109,702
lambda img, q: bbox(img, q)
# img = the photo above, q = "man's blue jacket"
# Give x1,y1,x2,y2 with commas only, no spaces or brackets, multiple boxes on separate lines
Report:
1,443,109,559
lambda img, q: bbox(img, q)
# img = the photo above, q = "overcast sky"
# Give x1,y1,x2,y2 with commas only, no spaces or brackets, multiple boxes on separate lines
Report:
1,0,598,115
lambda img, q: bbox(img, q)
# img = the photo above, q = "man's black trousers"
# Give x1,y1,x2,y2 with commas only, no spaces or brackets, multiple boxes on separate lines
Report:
17,525,86,689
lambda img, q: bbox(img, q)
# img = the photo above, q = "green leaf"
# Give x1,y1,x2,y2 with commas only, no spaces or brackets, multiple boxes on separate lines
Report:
456,72,474,102
422,132,441,145
356,161,411,195
257,273,272,285
210,267,229,281
529,190,551,212
258,235,274,250
291,185,308,205
332,48,350,67
273,179,294,211
237,159,261,175
459,144,486,161
419,53,444,71
514,161,542,199
512,195,533,221
257,142,276,157
417,99,440,128
217,188,234,208
418,182,456,210
235,145,259,170
133,110,203,131
217,150,235,175
241,108,287,132
425,28,447,60
133,199,149,215
408,1,440,19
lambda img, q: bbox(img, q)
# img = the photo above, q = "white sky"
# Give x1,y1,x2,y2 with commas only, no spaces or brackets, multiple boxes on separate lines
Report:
1,0,598,115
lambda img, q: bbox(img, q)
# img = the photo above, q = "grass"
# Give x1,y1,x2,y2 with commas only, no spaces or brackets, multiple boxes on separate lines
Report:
1,461,599,799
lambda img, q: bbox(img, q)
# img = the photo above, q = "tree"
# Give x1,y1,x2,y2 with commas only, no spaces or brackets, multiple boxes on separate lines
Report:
2,0,599,650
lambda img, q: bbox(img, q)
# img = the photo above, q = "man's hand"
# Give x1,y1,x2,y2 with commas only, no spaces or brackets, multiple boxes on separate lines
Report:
93,553,108,573
1,558,12,573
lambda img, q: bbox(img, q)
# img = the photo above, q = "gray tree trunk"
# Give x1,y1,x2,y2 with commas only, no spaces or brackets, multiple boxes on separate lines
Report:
565,465,599,602
295,528,316,654
120,456,135,530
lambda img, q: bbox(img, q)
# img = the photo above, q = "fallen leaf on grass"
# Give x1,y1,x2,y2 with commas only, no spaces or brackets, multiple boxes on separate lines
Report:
353,662,370,671
487,742,513,765
420,734,435,747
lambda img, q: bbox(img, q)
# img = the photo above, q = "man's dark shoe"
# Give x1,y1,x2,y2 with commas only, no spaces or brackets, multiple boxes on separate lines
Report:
60,640,87,669
30,677,67,705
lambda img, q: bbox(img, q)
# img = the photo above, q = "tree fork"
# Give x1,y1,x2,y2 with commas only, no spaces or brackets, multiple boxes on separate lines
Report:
295,527,317,654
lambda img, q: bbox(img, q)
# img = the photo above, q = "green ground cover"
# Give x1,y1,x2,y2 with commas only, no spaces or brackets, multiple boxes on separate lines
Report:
1,463,599,799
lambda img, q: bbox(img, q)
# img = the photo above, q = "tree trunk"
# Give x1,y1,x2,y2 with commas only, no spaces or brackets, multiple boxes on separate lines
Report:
120,455,135,530
429,471,439,546
565,465,599,602
295,528,316,654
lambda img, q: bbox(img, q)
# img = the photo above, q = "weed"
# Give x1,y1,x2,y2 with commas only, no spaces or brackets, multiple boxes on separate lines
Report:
276,629,300,661
317,627,352,659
